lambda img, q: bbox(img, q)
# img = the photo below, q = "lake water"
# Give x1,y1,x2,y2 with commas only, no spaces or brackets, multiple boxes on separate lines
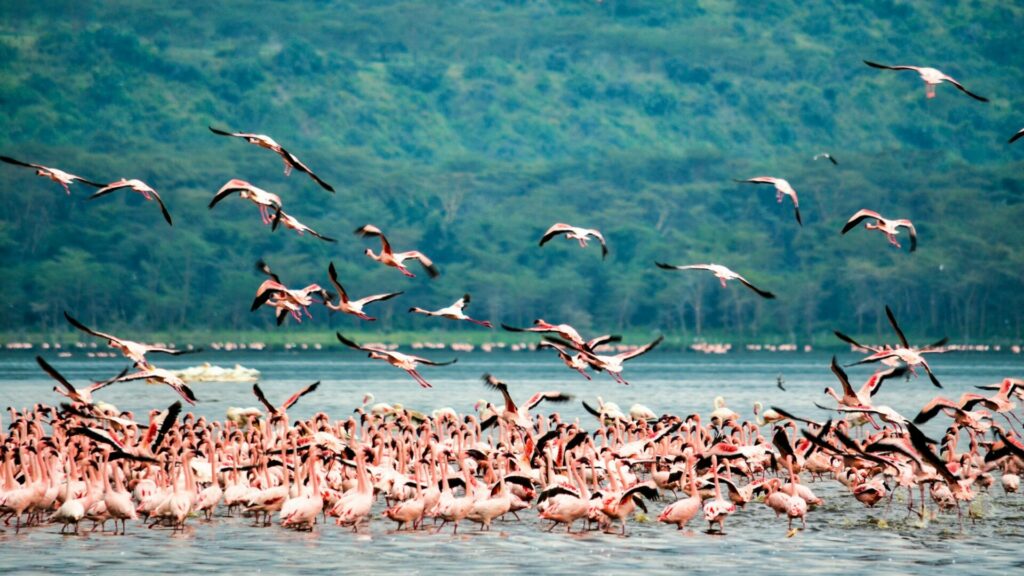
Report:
2,349,1022,574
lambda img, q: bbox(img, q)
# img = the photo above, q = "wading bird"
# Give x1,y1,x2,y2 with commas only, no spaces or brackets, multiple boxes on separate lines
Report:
538,223,608,259
271,208,335,242
88,178,173,226
208,179,283,224
735,177,802,226
864,61,989,102
355,224,439,278
409,294,493,328
336,332,456,388
63,311,199,368
208,126,334,192
0,156,102,195
656,262,776,299
317,262,403,321
841,209,917,252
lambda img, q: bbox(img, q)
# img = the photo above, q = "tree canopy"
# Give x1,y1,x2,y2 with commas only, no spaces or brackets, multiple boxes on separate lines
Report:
2,1,1023,344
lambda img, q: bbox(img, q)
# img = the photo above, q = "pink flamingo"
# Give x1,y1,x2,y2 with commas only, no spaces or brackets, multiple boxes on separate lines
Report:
864,61,988,102
841,209,918,252
208,126,334,192
409,293,493,328
355,224,439,278
0,156,102,195
317,261,403,321
539,223,609,259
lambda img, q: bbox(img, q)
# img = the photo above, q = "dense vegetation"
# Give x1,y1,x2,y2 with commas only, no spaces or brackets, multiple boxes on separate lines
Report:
2,1,1023,345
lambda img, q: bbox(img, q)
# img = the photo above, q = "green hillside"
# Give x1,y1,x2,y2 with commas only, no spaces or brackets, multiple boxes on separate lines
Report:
2,1,1023,344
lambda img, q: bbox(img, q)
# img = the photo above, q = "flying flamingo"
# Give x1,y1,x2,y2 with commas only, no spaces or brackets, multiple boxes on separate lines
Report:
251,381,320,418
409,293,493,328
545,334,663,385
839,305,947,387
813,152,838,165
864,61,989,102
208,126,334,192
1011,128,1024,144
250,261,323,325
538,223,609,259
87,178,173,226
36,355,125,406
735,177,802,225
480,373,572,429
63,311,200,368
270,208,335,242
0,156,102,195
355,224,439,278
316,262,403,321
208,179,283,224
656,262,776,299
841,209,917,252
109,367,199,405
335,332,456,388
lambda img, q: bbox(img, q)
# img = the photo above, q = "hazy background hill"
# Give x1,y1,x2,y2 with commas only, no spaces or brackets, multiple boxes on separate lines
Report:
2,0,1023,344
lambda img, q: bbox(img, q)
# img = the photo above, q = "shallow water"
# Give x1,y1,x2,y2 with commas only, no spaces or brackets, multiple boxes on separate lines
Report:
1,349,1022,574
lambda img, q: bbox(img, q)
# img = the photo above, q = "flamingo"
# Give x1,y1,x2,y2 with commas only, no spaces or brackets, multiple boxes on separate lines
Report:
658,455,702,530
538,223,608,259
537,340,593,380
271,208,335,242
250,261,323,325
409,294,493,328
702,455,737,533
63,311,200,368
251,381,321,418
87,178,173,225
547,334,663,385
1010,128,1024,144
336,332,456,388
355,224,439,278
316,262,403,321
735,177,802,225
656,262,775,299
208,179,283,224
864,61,989,102
841,209,917,252
101,451,138,534
109,367,199,405
36,355,126,406
208,126,334,192
840,305,947,388
813,152,838,165
480,373,572,429
0,156,102,195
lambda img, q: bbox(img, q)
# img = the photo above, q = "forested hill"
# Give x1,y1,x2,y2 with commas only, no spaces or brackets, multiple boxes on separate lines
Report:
2,1,1023,344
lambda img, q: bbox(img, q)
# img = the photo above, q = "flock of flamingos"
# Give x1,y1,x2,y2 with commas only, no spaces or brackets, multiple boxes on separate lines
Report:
1,60,1023,540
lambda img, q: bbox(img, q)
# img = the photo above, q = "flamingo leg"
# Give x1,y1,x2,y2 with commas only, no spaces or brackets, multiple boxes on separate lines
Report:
926,84,936,99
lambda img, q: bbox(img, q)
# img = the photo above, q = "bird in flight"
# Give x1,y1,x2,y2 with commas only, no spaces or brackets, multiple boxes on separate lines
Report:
863,61,989,102
539,223,608,260
0,156,103,195
656,262,776,299
209,126,334,192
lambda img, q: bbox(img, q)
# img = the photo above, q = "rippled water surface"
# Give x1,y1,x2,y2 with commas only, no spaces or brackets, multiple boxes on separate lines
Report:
2,349,1023,574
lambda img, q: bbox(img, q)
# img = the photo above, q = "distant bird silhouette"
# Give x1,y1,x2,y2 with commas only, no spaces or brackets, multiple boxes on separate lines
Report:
813,153,838,165
1010,128,1024,144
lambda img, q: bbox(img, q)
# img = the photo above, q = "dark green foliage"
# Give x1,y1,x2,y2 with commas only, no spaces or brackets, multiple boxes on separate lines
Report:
2,0,1023,343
